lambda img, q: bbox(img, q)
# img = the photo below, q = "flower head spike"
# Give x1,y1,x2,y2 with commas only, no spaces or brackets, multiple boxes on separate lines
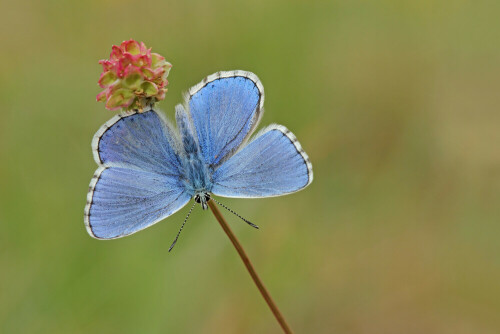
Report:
96,40,172,112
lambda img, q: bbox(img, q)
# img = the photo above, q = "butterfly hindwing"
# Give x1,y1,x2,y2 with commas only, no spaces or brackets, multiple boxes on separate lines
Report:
85,110,190,239
186,71,264,168
86,167,191,239
211,125,313,198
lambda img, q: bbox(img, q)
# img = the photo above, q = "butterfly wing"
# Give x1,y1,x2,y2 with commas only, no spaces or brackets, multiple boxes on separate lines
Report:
186,71,264,168
92,110,182,174
211,125,313,198
84,110,191,239
86,167,191,239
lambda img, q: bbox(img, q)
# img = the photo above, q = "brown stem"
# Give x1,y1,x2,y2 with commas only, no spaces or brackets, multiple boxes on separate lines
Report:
208,200,294,334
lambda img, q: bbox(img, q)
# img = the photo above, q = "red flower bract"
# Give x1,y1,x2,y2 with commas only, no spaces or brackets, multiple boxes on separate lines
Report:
96,40,172,111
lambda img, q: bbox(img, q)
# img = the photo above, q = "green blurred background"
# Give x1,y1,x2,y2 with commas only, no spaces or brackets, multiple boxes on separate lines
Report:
1,0,499,333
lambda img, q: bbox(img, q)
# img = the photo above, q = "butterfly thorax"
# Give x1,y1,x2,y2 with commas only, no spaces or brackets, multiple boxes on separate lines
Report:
176,107,213,198
183,151,212,192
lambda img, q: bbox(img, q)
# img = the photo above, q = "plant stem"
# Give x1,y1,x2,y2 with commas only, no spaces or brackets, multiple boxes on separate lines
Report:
208,200,294,334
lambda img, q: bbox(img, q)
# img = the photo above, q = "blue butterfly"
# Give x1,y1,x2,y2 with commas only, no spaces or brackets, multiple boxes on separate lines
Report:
84,70,313,242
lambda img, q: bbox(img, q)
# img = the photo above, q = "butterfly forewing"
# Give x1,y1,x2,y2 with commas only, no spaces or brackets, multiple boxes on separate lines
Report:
187,71,264,168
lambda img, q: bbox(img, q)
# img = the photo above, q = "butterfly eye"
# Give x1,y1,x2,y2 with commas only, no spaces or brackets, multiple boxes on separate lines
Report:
194,195,201,203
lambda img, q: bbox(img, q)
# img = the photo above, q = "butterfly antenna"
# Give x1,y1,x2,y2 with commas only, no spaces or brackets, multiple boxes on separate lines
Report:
210,197,259,229
169,201,196,252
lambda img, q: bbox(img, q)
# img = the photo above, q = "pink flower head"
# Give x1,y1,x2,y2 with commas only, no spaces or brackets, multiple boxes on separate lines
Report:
96,40,172,111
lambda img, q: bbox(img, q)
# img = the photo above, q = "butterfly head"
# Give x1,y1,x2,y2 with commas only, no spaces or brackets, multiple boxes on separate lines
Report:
194,192,211,210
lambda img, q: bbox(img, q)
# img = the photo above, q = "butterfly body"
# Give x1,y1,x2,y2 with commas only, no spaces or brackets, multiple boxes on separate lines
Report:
85,70,313,239
176,106,213,207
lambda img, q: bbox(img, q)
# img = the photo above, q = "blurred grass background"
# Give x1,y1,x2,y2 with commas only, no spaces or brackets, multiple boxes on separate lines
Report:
1,0,499,333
